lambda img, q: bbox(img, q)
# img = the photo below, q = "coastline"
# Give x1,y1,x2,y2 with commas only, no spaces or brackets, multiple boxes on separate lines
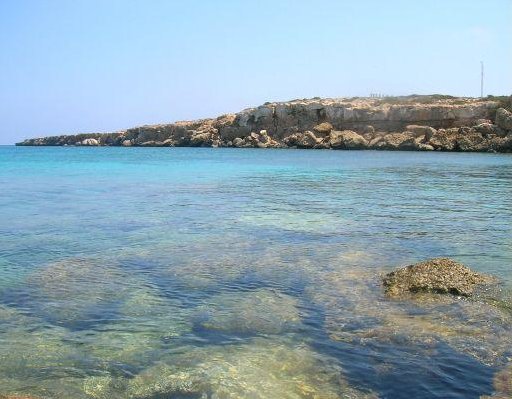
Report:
16,95,512,153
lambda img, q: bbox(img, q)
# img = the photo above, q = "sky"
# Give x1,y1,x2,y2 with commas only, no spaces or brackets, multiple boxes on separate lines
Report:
0,0,511,144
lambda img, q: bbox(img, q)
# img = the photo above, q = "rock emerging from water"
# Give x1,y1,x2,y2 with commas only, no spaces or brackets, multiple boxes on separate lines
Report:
383,258,493,297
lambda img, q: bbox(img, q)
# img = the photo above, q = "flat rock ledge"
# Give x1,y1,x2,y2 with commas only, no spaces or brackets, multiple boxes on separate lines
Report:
383,258,493,297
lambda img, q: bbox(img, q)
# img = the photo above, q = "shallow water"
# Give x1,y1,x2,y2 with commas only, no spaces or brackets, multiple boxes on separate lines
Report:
0,146,511,398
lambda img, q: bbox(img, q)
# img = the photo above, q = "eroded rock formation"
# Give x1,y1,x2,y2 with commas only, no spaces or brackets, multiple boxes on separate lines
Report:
16,95,512,152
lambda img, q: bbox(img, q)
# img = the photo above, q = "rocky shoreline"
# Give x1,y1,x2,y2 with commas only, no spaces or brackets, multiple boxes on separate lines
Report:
16,95,512,152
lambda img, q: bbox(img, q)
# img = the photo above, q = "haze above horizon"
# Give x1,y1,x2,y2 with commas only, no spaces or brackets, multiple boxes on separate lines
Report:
1,0,511,144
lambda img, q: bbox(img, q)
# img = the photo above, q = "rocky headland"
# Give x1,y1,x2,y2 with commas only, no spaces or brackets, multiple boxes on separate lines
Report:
16,95,512,152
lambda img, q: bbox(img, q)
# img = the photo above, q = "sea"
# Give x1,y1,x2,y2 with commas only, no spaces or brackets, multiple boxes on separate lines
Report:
0,146,511,399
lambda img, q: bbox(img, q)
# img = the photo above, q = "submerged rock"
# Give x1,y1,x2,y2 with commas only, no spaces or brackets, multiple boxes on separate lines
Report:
0,305,81,381
194,288,301,335
127,338,376,399
492,363,512,398
82,375,127,399
383,258,493,297
77,288,191,366
25,258,136,326
481,363,512,399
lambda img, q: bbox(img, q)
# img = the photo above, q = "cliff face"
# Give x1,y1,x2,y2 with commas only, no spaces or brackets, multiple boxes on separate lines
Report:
16,95,512,152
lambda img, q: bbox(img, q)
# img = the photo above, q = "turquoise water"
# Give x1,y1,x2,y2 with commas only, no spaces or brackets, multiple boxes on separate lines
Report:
0,146,511,398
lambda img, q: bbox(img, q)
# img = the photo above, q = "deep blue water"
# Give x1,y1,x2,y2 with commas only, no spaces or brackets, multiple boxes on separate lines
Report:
0,146,511,398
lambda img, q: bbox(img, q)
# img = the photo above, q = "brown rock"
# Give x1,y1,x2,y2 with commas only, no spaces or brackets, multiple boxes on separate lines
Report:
329,130,368,149
457,130,487,152
487,136,512,152
232,137,244,147
383,258,493,297
297,131,320,148
283,132,319,148
495,108,512,131
362,125,375,134
371,132,412,150
313,122,333,135
473,123,501,137
405,125,436,139
429,128,458,150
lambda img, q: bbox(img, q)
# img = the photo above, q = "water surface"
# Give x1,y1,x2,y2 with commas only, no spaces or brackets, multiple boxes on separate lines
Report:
1,146,511,398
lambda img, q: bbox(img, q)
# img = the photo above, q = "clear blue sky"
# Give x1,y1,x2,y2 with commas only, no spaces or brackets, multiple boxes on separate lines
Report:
1,0,511,144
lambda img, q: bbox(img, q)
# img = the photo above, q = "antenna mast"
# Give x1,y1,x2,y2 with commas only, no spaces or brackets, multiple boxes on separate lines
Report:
480,61,484,98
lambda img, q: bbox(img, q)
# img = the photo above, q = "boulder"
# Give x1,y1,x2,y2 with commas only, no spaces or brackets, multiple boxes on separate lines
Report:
314,141,330,149
473,123,503,137
232,137,244,147
362,125,375,134
122,139,132,147
383,258,493,297
475,118,492,125
313,122,333,135
329,130,368,149
405,125,436,140
417,143,435,151
188,128,219,147
456,130,487,152
428,128,458,150
487,136,512,152
140,141,162,147
284,131,320,148
495,108,512,131
368,134,384,147
296,131,321,148
400,135,433,151
370,132,411,150
81,138,99,146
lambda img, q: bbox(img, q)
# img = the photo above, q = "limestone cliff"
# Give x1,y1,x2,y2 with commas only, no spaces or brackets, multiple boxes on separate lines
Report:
16,95,512,152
